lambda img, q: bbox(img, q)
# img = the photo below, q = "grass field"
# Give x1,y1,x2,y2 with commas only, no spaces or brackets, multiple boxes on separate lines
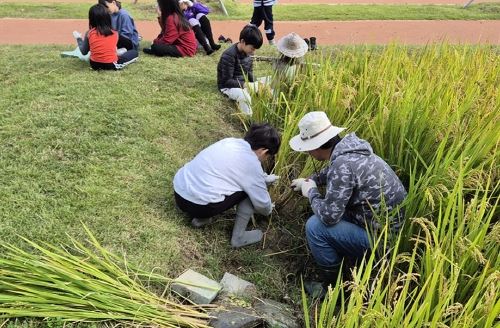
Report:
0,43,305,302
2,2,500,20
0,42,499,326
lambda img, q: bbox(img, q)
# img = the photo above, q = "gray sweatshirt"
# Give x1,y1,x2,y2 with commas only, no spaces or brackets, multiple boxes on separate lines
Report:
309,133,407,229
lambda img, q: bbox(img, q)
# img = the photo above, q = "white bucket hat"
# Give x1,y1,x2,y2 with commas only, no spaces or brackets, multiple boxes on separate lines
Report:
289,111,345,152
276,33,308,58
178,0,193,6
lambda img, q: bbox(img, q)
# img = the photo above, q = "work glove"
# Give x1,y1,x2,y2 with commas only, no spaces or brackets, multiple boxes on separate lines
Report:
72,31,82,40
263,173,280,185
301,179,317,198
290,178,306,191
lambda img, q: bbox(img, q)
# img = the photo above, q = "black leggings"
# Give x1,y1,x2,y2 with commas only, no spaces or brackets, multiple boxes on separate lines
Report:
174,191,247,219
150,44,182,57
89,49,139,70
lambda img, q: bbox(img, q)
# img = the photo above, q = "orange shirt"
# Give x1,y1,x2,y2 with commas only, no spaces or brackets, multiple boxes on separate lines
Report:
88,28,118,63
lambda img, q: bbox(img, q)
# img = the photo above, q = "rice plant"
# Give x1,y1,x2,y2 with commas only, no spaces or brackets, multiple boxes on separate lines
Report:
0,224,211,327
249,44,500,326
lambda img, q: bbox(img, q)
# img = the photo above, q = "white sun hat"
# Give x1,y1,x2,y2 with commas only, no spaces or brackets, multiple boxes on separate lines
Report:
276,32,309,58
289,111,345,152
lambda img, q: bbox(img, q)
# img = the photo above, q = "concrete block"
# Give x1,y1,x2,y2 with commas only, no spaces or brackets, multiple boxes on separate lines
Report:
171,269,221,304
209,305,262,328
254,298,300,328
220,272,257,297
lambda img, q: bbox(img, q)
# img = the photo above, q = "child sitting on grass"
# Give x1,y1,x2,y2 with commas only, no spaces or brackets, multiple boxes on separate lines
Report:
75,4,138,70
62,0,139,61
216,25,263,115
142,0,197,57
98,0,140,50
178,0,220,55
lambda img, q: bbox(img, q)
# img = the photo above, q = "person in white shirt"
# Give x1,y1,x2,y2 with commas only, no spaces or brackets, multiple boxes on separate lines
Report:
173,123,281,248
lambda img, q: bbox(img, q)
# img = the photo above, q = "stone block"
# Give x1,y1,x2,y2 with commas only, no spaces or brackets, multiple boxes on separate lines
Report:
209,304,263,328
220,272,257,297
171,269,221,304
254,298,300,328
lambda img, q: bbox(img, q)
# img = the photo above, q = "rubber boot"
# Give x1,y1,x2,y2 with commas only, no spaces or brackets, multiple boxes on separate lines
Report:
199,15,221,51
192,25,214,55
304,265,340,299
231,198,263,248
309,37,317,51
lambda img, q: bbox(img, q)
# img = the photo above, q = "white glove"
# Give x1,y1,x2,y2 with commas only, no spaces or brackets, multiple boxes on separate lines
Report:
290,178,306,191
301,179,317,198
264,173,280,185
72,30,82,40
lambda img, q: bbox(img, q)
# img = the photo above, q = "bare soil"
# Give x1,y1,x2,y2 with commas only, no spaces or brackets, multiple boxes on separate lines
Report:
1,18,499,45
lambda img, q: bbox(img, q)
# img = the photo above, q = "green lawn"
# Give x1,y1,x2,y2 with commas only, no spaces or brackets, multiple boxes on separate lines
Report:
2,2,500,20
0,44,305,302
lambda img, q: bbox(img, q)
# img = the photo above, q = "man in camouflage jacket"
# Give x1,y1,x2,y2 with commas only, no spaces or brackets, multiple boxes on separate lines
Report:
290,111,407,294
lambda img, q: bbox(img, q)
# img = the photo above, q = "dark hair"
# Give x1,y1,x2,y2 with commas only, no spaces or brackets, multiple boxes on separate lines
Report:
239,25,263,49
319,135,342,150
244,123,281,156
98,0,122,9
157,0,190,32
89,4,113,36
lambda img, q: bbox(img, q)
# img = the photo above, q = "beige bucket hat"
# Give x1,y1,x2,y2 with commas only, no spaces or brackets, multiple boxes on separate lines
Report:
289,111,345,152
276,32,309,58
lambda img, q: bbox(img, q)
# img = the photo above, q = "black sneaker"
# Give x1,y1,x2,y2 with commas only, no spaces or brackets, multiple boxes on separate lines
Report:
143,48,153,55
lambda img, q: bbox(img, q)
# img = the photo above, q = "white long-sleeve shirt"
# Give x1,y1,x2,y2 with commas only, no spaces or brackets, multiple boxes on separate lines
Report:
173,138,272,215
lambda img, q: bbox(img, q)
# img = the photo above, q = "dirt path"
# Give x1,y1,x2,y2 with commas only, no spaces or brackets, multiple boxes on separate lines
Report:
0,18,499,45
238,0,496,4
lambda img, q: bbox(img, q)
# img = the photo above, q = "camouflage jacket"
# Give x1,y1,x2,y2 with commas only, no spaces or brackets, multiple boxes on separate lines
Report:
309,133,407,229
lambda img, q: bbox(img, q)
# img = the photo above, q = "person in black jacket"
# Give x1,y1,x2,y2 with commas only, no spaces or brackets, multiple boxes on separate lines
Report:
217,25,263,115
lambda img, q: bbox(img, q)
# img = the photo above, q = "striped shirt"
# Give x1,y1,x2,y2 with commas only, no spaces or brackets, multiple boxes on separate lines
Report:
253,0,275,7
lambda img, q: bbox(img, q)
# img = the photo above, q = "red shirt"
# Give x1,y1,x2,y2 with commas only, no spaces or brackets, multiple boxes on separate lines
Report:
153,14,197,57
88,28,118,63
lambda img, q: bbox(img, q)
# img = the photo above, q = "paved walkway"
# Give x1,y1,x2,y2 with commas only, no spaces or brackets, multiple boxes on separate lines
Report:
0,18,499,45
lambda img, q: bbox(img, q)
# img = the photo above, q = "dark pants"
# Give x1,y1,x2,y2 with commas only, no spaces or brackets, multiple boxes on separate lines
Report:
174,191,247,219
250,5,274,41
199,15,217,47
89,49,139,70
118,35,136,50
150,44,182,57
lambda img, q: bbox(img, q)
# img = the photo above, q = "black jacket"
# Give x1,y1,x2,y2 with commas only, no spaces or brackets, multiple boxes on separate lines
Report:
217,44,254,90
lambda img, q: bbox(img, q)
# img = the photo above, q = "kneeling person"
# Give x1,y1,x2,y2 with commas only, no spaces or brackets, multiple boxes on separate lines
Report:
290,111,407,293
173,123,280,248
